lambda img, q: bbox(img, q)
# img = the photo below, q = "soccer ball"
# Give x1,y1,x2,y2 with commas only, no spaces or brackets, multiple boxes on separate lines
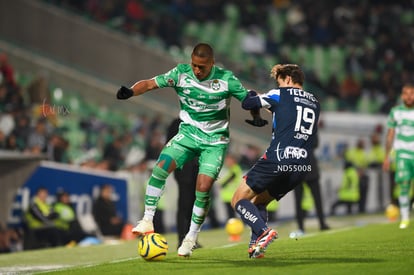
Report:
385,204,399,222
138,233,168,261
225,218,244,241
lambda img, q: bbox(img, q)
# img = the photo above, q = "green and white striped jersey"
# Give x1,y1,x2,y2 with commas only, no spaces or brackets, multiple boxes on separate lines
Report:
154,63,248,138
387,104,414,159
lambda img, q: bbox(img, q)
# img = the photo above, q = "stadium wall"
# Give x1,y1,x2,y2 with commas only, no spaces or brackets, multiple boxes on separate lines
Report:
0,151,44,224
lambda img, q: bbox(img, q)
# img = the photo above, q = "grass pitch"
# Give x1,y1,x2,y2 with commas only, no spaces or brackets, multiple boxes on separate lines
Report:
1,214,414,275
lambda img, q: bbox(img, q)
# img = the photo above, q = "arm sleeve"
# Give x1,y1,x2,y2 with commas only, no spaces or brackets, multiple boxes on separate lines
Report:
242,93,262,110
153,66,180,88
228,74,248,101
387,109,396,129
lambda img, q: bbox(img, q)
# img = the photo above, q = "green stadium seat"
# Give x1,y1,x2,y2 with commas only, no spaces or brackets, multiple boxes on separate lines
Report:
201,21,220,45
229,29,247,61
321,96,339,112
401,10,414,25
16,72,33,87
168,46,186,62
215,21,235,54
328,46,346,81
311,46,330,84
183,21,201,39
224,3,240,26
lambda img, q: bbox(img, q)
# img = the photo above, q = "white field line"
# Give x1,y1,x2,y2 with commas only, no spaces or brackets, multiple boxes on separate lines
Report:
0,265,70,274
0,257,138,275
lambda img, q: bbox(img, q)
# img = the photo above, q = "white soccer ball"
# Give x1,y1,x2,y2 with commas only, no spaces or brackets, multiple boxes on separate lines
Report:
138,233,168,261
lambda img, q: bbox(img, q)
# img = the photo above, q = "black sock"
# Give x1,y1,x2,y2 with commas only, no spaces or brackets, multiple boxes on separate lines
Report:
235,199,267,237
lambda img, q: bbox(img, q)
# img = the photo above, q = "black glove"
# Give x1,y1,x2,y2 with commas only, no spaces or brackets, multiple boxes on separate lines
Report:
245,116,268,127
116,86,134,100
247,90,258,97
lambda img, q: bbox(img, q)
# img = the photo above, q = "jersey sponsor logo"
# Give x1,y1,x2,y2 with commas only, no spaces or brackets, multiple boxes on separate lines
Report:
288,88,317,102
236,204,258,223
294,97,317,108
275,142,308,161
180,97,220,110
194,102,219,110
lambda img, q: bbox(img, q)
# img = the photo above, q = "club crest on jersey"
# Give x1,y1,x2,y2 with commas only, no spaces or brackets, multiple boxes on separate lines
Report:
167,78,175,87
211,79,220,91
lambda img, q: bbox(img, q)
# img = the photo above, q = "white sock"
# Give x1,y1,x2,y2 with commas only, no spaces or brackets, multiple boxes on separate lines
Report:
399,195,410,221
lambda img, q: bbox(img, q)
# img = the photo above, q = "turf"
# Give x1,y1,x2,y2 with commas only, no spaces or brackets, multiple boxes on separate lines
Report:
1,214,414,275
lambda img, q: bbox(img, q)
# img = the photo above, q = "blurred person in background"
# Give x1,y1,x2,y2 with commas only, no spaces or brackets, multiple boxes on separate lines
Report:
92,184,125,237
53,190,89,244
47,134,70,163
102,135,125,171
0,53,17,89
239,144,261,171
383,83,414,229
116,43,267,257
292,134,329,237
0,130,6,149
26,72,51,105
368,131,386,210
11,114,31,150
218,154,243,220
345,138,369,213
26,118,49,154
330,161,360,216
0,108,15,138
24,187,64,249
0,223,22,253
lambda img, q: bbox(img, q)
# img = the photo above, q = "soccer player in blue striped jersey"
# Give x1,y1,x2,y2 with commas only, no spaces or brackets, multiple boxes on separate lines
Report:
383,83,414,229
231,64,321,258
116,43,267,257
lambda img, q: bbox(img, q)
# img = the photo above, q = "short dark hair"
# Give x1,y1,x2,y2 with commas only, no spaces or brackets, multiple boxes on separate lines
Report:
192,43,214,59
270,64,304,85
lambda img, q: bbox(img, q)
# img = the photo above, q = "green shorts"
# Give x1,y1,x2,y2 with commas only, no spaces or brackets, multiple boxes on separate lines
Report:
395,153,414,182
160,123,228,179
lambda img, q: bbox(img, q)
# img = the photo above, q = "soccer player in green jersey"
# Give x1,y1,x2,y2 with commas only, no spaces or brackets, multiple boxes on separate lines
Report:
383,83,414,229
116,43,267,256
